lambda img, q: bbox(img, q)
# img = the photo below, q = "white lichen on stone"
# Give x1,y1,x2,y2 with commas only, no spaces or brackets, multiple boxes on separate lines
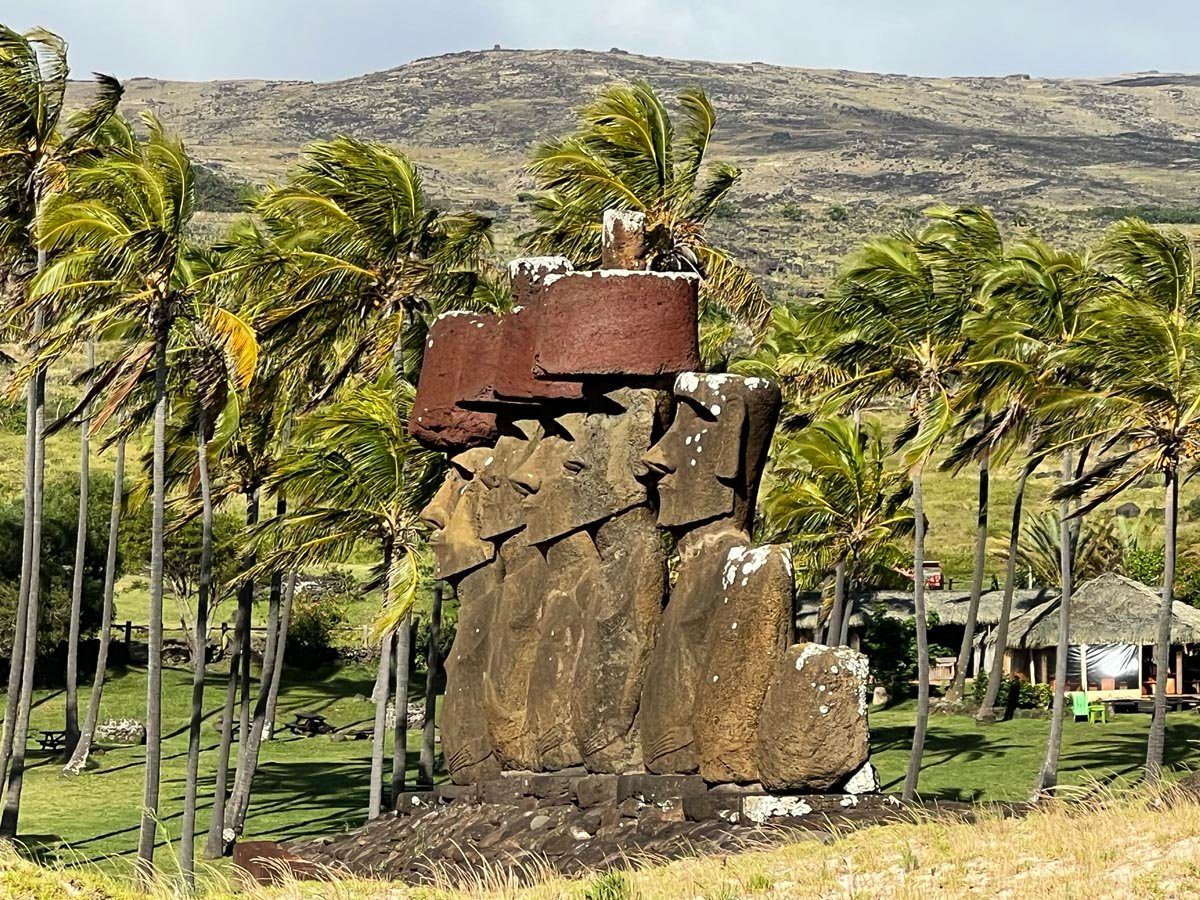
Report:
542,269,698,286
743,796,813,824
819,704,830,715
794,642,827,672
508,256,572,280
845,762,881,795
840,795,859,807
436,309,475,320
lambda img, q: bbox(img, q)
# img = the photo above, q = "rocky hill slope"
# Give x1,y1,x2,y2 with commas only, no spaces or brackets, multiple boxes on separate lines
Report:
73,48,1200,294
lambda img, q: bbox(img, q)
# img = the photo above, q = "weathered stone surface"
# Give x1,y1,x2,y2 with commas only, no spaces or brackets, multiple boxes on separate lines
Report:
533,271,700,379
639,535,728,774
492,257,586,403
395,791,441,815
756,644,871,792
616,774,708,804
572,505,665,773
573,774,619,808
440,562,503,784
284,786,960,888
421,448,495,580
525,530,595,770
520,390,662,546
645,374,782,531
601,209,648,269
410,312,500,451
481,539,548,769
694,543,793,784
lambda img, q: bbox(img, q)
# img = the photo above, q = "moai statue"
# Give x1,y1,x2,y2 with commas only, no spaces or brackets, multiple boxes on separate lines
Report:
420,448,502,785
476,419,551,771
516,389,668,773
639,373,791,783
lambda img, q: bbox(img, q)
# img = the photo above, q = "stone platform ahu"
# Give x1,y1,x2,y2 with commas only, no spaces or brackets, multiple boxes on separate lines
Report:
410,209,874,796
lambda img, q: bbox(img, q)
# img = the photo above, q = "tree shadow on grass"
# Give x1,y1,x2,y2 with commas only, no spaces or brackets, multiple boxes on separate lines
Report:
871,722,1018,800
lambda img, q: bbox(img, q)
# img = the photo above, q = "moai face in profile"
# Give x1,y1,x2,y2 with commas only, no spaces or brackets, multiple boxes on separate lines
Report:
517,388,662,546
643,373,781,535
420,447,495,580
476,419,543,543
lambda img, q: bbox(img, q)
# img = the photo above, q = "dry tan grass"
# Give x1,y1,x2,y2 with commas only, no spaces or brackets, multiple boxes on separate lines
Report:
6,787,1200,898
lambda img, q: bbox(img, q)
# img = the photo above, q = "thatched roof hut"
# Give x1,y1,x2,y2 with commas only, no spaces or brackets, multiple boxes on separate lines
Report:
796,587,1055,632
998,573,1200,649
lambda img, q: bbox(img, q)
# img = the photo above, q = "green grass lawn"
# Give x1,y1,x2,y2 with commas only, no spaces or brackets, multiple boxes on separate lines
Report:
11,663,1200,880
12,658,426,878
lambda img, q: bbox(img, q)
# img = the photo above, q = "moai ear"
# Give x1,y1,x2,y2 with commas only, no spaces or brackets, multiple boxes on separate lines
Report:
713,395,748,483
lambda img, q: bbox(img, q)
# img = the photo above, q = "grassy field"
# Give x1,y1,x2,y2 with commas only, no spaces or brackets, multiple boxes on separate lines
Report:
8,663,1200,878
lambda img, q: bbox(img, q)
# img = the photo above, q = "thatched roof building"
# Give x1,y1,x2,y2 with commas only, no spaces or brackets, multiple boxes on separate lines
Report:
998,573,1200,649
796,587,1055,632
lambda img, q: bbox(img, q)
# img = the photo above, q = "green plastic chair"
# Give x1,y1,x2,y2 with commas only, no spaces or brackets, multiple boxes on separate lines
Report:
1088,701,1108,724
1071,691,1090,718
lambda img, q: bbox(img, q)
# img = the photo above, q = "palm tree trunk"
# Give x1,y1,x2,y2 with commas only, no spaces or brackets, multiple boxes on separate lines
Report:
978,459,1035,721
392,617,413,798
181,415,213,886
902,468,930,802
1145,465,1178,784
64,338,95,752
825,559,847,647
418,585,443,786
838,559,859,648
205,492,259,858
948,451,989,702
369,544,400,818
204,579,248,858
263,572,297,740
0,367,46,837
0,349,41,792
64,436,126,775
1036,451,1074,797
223,498,286,851
226,491,260,826
135,325,170,879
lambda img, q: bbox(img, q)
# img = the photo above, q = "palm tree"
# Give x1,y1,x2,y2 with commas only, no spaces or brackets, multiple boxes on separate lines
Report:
0,25,120,822
251,373,442,826
241,137,495,399
810,207,995,799
29,112,196,875
1049,218,1200,783
520,81,769,329
953,240,1103,726
763,417,912,644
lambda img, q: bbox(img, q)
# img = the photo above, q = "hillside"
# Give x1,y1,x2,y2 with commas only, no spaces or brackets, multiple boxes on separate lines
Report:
70,48,1200,294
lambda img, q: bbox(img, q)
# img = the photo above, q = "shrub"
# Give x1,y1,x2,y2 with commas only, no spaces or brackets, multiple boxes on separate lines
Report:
826,204,849,222
972,672,1051,710
583,871,635,900
1125,547,1164,587
286,592,348,663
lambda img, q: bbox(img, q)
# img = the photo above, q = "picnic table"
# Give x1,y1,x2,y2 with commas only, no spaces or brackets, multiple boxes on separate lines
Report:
37,730,67,752
286,712,334,737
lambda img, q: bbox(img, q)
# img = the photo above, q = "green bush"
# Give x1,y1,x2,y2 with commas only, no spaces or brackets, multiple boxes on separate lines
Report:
861,606,949,693
582,871,635,900
286,582,350,663
972,672,1051,710
0,473,122,662
1125,547,1164,588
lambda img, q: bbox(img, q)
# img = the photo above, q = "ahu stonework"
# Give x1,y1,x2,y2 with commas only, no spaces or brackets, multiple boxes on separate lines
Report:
413,210,871,791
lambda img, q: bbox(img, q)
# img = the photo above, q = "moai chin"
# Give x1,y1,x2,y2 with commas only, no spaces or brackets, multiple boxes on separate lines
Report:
639,373,793,783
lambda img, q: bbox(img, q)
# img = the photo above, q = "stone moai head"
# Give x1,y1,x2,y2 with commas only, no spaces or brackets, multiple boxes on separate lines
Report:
643,373,782,533
420,447,495,580
510,389,662,546
476,419,542,542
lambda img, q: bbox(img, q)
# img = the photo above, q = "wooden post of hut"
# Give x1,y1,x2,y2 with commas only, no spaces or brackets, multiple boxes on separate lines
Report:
1080,643,1089,693
1175,647,1184,695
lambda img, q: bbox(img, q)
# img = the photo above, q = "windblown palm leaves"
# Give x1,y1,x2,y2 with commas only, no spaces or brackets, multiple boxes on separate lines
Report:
764,416,912,602
252,373,444,629
521,81,769,328
234,137,497,395
0,25,123,283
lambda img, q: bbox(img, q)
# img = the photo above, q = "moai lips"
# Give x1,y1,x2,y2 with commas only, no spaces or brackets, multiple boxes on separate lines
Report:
533,270,701,379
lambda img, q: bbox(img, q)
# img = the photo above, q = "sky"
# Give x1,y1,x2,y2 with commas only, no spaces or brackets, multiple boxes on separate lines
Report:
10,1,1200,83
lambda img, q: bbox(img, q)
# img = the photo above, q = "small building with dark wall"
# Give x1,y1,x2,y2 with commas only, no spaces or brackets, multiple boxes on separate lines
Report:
795,587,1055,680
990,573,1200,699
